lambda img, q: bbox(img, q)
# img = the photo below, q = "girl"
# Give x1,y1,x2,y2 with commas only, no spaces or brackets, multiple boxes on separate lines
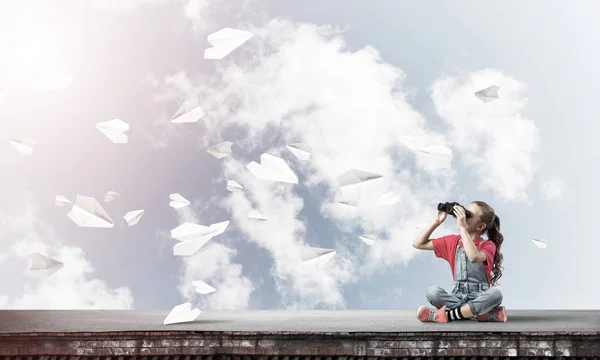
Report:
412,201,506,323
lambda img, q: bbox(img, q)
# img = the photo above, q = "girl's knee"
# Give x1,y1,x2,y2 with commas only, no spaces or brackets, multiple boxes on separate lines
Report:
426,285,444,303
488,287,503,305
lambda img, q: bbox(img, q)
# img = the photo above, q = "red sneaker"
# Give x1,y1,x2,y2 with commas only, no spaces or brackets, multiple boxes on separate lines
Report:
477,306,507,322
417,305,448,323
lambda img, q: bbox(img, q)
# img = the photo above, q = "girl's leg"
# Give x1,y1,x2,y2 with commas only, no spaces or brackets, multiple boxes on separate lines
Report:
426,285,463,310
418,286,466,323
465,287,503,317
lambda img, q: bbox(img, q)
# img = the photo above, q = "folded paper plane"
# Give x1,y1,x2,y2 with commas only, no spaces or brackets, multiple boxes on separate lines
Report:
338,169,382,187
169,193,190,209
67,195,115,228
400,135,451,160
300,247,336,269
359,234,377,246
9,137,36,155
286,143,311,161
171,220,229,256
104,191,120,202
171,221,223,242
29,253,63,276
204,28,253,60
193,280,216,294
171,100,205,123
247,153,298,184
376,191,401,206
226,180,243,192
417,144,452,162
163,302,201,325
338,200,358,207
474,85,500,102
55,195,71,207
96,119,130,144
248,209,268,220
124,210,144,226
532,238,547,249
207,141,233,159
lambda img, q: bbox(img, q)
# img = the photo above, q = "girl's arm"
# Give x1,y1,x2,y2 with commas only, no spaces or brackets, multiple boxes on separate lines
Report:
412,221,442,250
458,226,486,263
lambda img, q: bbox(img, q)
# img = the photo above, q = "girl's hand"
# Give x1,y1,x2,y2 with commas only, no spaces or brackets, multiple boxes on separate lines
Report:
434,211,447,225
453,205,467,229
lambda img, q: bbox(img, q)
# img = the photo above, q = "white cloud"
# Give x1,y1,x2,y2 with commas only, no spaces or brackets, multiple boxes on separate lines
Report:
172,198,255,309
177,243,254,309
539,176,563,199
151,18,468,308
0,192,134,309
430,69,541,202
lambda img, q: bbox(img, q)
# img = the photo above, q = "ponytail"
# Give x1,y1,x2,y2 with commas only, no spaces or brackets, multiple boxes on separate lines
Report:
487,214,504,286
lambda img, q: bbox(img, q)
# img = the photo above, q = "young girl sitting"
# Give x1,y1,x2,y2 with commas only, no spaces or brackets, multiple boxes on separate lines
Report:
412,201,506,323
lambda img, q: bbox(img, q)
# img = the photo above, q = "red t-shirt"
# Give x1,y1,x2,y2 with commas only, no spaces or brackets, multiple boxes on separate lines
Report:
431,234,496,285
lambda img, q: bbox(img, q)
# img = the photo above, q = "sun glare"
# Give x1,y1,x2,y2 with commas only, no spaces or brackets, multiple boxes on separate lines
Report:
1,23,72,90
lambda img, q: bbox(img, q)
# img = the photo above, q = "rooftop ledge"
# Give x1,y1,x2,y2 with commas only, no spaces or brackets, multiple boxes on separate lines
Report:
0,310,599,358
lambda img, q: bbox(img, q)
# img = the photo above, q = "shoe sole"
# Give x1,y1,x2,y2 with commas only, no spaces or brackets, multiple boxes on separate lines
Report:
500,306,507,322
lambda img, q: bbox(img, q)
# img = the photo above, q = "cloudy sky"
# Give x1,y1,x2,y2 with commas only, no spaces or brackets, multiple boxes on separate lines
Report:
0,0,596,312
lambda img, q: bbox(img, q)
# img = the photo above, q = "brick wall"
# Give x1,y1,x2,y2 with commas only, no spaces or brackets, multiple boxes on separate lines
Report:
0,331,599,358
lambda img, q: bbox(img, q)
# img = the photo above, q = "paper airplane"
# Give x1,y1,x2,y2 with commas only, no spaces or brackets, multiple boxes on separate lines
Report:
66,195,115,228
171,220,229,256
337,181,362,207
171,100,205,123
417,144,452,162
474,85,500,102
207,141,233,159
376,191,401,206
299,247,336,269
399,135,453,164
338,169,383,187
104,191,120,202
124,210,144,226
96,119,130,144
163,302,201,325
55,195,71,207
248,209,268,220
9,137,36,155
399,135,422,151
338,200,358,207
193,280,216,294
286,143,311,161
171,221,224,242
532,238,547,249
29,253,63,276
226,180,243,192
169,193,190,209
204,28,253,60
247,153,299,184
359,234,377,246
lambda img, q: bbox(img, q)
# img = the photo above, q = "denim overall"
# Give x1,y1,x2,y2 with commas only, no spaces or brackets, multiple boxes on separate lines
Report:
426,240,503,317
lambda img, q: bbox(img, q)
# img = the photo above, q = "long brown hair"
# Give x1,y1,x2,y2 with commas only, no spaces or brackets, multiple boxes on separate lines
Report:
472,201,504,286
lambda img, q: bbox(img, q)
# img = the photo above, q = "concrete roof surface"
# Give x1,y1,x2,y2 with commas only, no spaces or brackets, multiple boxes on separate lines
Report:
0,310,599,333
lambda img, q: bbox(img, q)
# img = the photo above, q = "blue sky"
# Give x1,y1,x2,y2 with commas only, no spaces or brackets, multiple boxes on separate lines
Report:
0,0,597,312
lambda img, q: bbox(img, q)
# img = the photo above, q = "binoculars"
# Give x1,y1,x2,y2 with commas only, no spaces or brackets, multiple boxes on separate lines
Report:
437,202,473,218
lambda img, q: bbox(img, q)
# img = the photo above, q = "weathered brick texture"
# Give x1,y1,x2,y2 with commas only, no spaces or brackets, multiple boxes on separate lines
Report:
0,331,598,358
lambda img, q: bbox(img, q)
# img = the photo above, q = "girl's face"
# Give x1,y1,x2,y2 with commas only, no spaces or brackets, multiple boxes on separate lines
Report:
465,203,487,233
